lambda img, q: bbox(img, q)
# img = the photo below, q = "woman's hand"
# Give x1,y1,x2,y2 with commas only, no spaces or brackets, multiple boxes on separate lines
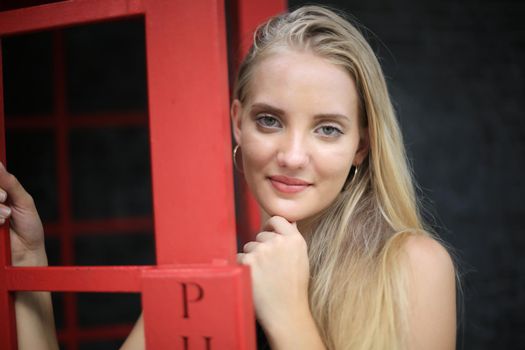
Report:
237,215,310,329
0,162,47,267
0,162,58,350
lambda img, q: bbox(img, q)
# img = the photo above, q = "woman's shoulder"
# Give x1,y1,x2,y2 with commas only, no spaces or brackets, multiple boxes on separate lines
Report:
399,233,457,349
401,234,455,278
386,230,455,276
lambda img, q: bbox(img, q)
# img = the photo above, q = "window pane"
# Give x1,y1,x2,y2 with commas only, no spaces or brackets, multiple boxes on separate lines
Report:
75,233,155,266
5,130,58,221
2,31,54,117
70,127,152,220
65,18,147,114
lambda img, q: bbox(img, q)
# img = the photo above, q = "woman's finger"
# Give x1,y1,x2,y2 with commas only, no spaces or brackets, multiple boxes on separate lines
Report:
236,253,245,264
263,216,297,236
243,241,260,253
0,188,7,203
255,231,277,242
0,203,12,219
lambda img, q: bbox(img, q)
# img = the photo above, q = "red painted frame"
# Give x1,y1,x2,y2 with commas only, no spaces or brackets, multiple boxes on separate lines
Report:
228,0,287,246
0,0,285,348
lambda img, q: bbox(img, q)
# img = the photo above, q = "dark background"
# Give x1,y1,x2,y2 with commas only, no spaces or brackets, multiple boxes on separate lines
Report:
289,0,525,348
2,0,524,349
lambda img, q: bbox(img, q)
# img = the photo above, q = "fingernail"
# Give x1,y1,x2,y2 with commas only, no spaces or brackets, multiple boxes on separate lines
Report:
0,206,11,217
0,190,6,202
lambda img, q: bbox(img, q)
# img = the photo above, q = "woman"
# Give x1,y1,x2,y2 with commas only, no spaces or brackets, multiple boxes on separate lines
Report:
0,5,456,350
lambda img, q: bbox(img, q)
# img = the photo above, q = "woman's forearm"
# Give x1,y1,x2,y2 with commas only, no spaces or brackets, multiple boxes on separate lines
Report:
119,313,145,350
262,304,326,350
14,252,59,350
15,291,59,350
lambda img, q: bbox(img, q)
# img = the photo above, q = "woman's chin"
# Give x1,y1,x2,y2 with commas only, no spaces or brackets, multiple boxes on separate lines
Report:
263,206,310,223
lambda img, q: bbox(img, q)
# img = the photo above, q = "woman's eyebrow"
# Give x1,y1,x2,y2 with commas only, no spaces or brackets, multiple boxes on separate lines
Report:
251,102,351,123
314,113,351,123
250,102,285,115
313,113,351,123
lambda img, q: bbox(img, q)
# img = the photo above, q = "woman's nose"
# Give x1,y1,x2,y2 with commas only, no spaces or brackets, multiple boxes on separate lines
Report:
276,132,310,169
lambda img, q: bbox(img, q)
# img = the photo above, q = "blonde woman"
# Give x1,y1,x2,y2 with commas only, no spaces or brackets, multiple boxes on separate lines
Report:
0,5,456,350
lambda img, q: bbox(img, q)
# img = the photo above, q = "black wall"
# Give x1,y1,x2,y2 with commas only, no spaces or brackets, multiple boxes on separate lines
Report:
288,0,524,348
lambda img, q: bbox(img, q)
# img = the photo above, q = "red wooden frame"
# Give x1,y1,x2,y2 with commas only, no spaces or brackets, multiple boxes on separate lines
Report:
0,0,286,349
228,0,287,246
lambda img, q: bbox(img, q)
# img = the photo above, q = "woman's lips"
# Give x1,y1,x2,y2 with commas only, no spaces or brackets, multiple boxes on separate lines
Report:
268,175,311,193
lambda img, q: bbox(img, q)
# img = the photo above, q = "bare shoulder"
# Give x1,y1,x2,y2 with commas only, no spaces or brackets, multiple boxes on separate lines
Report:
402,234,455,276
401,234,457,350
401,234,456,302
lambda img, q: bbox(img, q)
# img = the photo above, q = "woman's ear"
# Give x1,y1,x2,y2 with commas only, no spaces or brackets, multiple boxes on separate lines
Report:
354,127,370,166
231,99,243,145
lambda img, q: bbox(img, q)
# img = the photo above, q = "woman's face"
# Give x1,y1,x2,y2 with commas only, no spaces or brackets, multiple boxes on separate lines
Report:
232,50,369,223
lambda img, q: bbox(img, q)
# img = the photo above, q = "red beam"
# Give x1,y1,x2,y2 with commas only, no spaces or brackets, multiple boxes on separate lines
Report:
70,112,147,128
145,0,237,264
228,0,287,244
51,30,81,350
70,216,152,234
142,265,255,349
5,112,147,130
43,216,153,237
0,33,19,350
230,0,287,64
5,266,147,292
57,323,133,342
4,115,55,129
0,0,145,36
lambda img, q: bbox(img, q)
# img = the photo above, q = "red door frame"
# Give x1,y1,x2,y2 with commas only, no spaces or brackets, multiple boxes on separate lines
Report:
0,0,285,348
228,0,287,246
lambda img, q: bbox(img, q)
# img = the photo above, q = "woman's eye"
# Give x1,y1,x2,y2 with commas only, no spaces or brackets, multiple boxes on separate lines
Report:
317,125,343,137
256,115,281,128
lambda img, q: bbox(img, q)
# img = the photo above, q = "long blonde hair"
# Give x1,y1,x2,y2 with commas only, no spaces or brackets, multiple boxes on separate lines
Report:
234,6,431,349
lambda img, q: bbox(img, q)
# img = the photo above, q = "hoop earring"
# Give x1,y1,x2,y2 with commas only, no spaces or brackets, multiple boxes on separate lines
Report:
233,144,243,173
342,165,359,192
352,165,359,180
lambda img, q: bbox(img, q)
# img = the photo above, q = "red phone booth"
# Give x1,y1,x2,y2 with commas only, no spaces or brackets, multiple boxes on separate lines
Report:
0,0,285,349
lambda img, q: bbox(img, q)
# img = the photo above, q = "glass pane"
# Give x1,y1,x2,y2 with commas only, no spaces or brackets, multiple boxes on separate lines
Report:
79,340,124,350
75,233,155,266
45,236,61,266
65,18,147,114
70,127,152,220
5,130,58,221
2,30,54,117
77,292,141,327
52,292,64,330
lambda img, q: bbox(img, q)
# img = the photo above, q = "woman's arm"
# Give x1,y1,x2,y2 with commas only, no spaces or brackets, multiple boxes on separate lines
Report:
261,304,325,350
1,163,146,350
238,216,326,350
404,235,457,350
0,162,59,350
119,313,145,350
14,255,59,350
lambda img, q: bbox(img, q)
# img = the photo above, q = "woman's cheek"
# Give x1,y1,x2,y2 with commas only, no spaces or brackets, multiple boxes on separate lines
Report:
241,132,276,171
314,145,355,183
